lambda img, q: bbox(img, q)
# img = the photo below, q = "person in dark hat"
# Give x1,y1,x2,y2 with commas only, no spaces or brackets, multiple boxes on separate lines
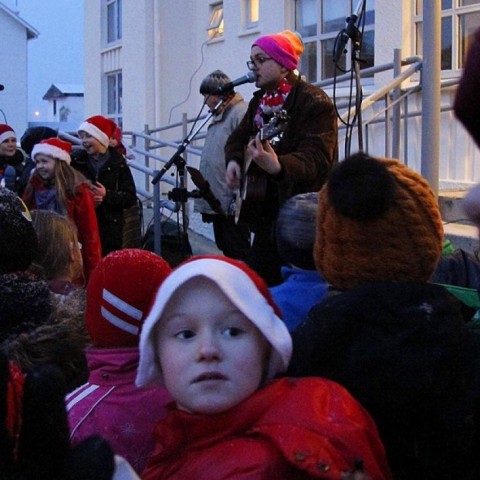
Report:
270,192,328,331
288,153,480,480
225,30,338,286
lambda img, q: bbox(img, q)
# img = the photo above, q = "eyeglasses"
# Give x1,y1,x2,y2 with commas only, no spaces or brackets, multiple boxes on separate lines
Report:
246,56,274,71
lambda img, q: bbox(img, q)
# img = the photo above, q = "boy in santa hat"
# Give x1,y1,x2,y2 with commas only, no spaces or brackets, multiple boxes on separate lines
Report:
72,115,138,256
136,255,391,479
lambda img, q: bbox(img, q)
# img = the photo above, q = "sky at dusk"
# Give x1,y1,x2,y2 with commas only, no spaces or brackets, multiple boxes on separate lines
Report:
3,0,83,120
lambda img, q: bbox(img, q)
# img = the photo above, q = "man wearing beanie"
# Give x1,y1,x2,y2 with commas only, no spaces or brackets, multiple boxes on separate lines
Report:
71,115,138,256
66,249,172,475
288,153,480,480
225,30,337,286
194,70,251,260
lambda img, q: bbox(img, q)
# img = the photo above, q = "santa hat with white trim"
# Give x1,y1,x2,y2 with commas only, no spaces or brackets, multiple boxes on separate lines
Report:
136,255,293,388
85,249,172,348
78,115,117,148
0,124,16,144
31,138,72,165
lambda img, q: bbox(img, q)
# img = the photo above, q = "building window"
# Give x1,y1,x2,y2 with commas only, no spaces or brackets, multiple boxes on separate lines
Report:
107,71,122,127
295,0,375,82
207,2,224,40
107,0,122,43
245,0,259,29
414,0,480,73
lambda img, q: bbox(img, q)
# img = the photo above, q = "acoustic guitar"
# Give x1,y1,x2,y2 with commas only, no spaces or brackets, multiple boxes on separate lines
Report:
234,112,288,225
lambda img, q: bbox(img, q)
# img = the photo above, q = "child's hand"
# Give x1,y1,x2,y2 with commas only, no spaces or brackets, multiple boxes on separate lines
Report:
90,181,106,206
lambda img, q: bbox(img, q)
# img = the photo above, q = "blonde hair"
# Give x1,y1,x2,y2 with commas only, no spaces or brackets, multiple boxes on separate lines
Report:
53,161,90,214
30,210,81,281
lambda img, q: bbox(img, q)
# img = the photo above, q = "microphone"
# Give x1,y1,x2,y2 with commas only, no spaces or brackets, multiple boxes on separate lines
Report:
186,166,226,216
0,84,4,91
215,72,256,95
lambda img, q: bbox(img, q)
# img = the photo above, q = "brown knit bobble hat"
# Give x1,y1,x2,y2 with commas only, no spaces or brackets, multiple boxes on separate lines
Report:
314,153,444,290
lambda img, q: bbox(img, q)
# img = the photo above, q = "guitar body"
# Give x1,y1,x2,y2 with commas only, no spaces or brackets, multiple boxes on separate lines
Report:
235,156,268,226
234,111,289,226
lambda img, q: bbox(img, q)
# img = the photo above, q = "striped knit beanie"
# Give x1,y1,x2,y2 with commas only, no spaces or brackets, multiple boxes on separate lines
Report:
85,249,172,347
315,153,444,289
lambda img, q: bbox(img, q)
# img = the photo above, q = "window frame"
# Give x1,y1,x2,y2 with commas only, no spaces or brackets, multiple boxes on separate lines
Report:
244,0,259,30
413,0,480,75
106,0,122,45
207,2,224,40
106,71,123,128
294,0,375,83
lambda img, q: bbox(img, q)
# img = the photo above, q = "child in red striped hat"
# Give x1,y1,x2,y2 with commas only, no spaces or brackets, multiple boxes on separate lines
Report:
136,255,391,479
22,137,102,282
66,249,172,475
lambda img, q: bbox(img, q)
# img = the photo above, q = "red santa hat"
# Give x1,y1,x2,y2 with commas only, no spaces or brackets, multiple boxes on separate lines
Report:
31,138,72,165
0,124,16,144
136,255,293,387
78,115,117,148
85,249,172,348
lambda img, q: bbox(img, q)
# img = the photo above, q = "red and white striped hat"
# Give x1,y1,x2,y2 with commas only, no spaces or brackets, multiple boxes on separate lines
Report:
31,138,72,164
85,249,172,347
0,124,16,144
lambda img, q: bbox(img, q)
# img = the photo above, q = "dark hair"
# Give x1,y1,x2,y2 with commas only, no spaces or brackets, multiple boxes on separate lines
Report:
199,70,231,95
20,127,58,156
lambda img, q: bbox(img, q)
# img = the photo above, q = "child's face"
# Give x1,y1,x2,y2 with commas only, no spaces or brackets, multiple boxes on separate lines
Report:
155,277,270,415
78,131,107,155
35,154,56,181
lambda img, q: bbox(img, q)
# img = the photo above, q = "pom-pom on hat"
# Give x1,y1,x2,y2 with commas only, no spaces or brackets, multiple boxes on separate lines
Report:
0,187,38,274
85,249,172,348
31,138,72,165
0,124,16,144
315,153,444,290
253,30,303,71
276,192,319,270
78,115,117,148
136,255,293,388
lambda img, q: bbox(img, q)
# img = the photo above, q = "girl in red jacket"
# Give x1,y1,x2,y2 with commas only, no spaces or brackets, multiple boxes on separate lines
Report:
136,255,392,480
22,138,102,282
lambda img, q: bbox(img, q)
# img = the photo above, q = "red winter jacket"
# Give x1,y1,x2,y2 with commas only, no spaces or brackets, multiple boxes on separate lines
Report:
23,175,102,281
142,377,391,480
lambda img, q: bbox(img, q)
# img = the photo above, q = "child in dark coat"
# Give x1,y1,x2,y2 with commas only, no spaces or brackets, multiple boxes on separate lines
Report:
288,153,480,480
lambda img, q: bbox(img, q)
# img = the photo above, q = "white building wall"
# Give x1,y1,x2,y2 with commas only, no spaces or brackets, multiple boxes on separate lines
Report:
0,11,30,135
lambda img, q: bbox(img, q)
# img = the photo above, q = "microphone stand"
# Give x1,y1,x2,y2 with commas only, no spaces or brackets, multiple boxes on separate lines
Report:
334,0,365,155
150,93,231,260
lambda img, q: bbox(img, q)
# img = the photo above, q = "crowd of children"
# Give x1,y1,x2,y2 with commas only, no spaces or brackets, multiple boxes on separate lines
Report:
3,26,480,480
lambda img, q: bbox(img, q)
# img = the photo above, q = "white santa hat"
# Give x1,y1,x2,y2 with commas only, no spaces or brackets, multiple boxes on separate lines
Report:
136,255,292,388
31,138,72,165
0,124,16,144
78,115,116,148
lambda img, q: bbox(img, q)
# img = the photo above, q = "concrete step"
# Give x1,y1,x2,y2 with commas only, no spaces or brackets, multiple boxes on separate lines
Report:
439,190,478,254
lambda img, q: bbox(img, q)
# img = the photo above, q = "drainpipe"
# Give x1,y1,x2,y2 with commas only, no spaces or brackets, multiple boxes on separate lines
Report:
420,0,441,197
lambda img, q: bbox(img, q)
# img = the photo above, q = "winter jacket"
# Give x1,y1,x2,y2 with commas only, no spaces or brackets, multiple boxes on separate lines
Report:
454,27,480,148
288,281,480,480
224,78,338,223
142,377,391,480
0,150,25,192
66,348,171,475
270,266,328,331
22,174,102,281
71,147,137,255
194,93,247,215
